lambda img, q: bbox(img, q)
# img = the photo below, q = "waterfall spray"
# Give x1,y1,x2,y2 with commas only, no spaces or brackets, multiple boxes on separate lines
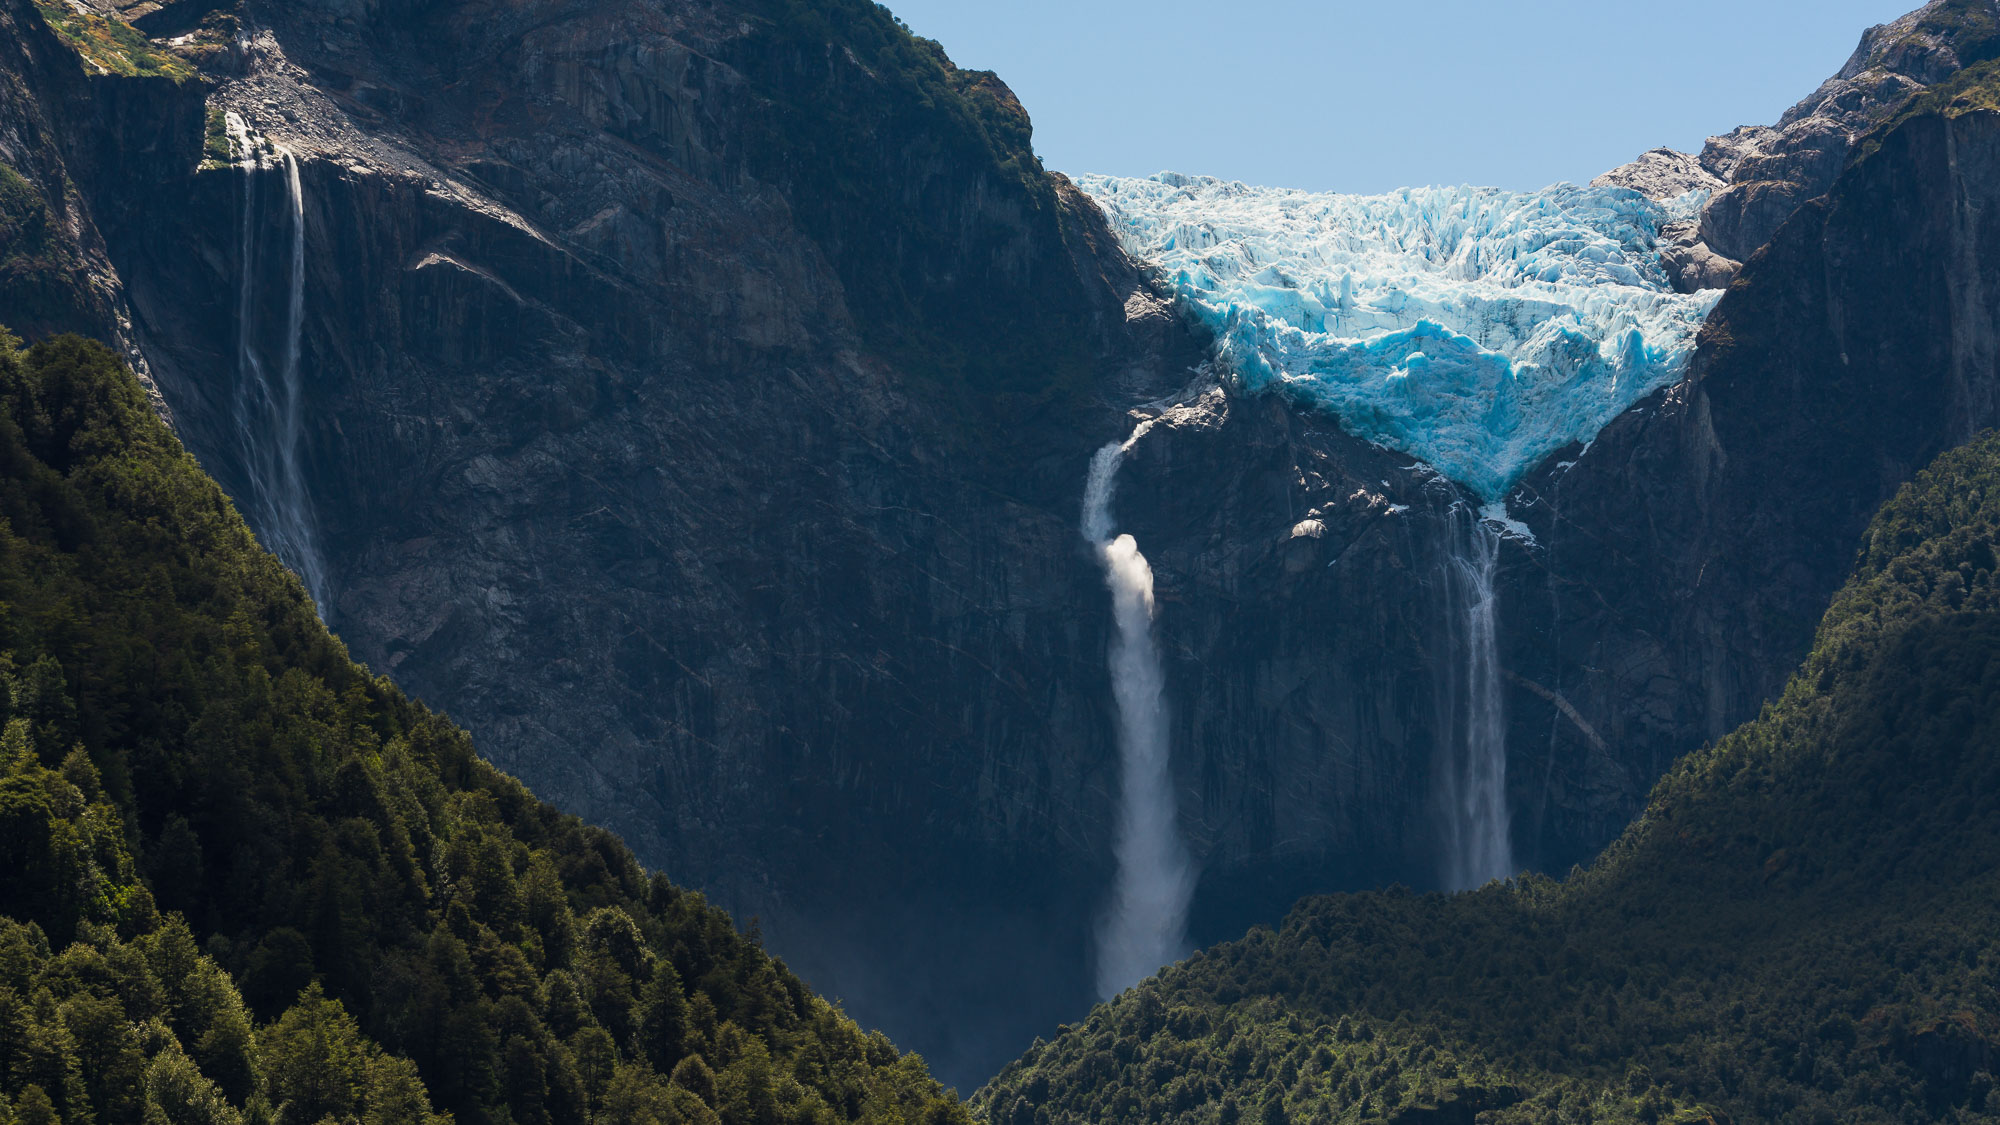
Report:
228,113,330,615
1084,427,1195,999
1435,506,1511,890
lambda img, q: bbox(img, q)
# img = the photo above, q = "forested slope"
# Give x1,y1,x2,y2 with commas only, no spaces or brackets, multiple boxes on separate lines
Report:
0,330,968,1123
979,432,2000,1124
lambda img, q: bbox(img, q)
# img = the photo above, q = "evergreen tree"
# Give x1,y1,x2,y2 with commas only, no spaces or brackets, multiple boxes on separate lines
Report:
0,326,973,1125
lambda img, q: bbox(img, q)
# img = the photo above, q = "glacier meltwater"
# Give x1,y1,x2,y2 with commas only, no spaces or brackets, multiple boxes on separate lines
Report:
1077,173,1723,500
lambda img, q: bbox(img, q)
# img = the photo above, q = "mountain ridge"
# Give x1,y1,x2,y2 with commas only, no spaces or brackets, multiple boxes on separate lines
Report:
3,0,1999,1092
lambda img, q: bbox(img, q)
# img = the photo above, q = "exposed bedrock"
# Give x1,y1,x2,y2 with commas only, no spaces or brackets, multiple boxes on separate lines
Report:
1118,99,2000,912
1599,0,2000,291
10,0,2000,1090
75,0,1206,1085
1511,104,2000,850
0,0,197,399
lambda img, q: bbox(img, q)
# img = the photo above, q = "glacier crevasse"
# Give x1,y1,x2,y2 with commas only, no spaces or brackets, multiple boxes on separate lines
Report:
1078,172,1723,500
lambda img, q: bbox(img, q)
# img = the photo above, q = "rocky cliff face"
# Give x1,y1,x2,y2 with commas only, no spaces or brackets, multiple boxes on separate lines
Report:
7,0,2000,1091
1597,0,1999,291
23,0,1211,1084
1111,70,2000,906
1509,85,2000,863
0,0,196,401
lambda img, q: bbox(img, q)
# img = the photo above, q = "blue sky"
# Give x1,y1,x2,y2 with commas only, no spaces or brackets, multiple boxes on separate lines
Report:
880,0,1922,194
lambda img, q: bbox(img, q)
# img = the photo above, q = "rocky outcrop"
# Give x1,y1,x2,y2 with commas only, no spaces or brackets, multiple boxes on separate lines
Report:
1591,146,1722,201
1592,149,1733,291
1599,0,1999,291
0,0,199,406
1508,94,2000,855
1703,0,1998,257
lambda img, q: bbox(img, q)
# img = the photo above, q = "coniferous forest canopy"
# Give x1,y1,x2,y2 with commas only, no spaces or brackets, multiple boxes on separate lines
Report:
0,331,968,1124
1,0,1999,1120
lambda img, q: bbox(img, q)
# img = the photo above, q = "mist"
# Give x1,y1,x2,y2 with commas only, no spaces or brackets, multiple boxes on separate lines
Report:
1083,436,1196,999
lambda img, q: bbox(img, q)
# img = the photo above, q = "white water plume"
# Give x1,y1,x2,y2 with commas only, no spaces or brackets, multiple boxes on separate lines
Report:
1435,507,1512,890
228,112,330,615
1083,429,1195,999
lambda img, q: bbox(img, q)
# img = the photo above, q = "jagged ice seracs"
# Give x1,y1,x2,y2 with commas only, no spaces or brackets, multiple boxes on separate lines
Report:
1078,173,1724,500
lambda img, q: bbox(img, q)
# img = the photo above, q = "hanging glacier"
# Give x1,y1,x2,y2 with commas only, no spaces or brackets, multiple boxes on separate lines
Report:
1078,172,1724,500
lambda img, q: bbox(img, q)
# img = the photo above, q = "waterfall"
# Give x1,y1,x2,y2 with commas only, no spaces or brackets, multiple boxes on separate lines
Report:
227,112,330,615
1083,428,1195,999
1435,506,1512,890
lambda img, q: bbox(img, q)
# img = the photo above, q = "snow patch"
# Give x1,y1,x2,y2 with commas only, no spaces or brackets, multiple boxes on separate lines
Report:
1478,501,1537,546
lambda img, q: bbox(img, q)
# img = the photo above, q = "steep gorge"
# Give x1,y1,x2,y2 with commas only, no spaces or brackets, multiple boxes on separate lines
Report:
5,0,2000,1091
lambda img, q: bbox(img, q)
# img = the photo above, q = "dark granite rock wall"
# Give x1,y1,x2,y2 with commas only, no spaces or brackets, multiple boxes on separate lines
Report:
9,0,2000,1089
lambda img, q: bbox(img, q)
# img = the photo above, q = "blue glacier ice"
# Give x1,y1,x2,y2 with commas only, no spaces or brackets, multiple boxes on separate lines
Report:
1078,173,1724,500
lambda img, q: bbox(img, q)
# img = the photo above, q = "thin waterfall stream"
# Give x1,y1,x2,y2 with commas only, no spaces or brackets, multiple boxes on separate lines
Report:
1083,424,1195,999
227,112,329,615
1436,506,1512,890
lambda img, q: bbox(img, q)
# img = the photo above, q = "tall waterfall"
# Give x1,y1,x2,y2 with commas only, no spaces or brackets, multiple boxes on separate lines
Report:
1083,428,1195,999
227,113,329,615
1435,507,1511,890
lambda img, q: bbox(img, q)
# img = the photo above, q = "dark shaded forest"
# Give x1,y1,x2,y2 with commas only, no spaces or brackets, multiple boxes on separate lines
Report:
0,330,970,1124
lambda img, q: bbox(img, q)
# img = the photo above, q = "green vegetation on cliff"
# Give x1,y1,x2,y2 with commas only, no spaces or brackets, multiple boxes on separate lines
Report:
980,432,2000,1125
0,166,93,344
1855,52,2000,163
26,0,189,80
0,330,969,1123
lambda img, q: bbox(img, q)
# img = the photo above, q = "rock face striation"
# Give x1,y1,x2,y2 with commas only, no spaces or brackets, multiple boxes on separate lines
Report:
4,0,2000,1091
